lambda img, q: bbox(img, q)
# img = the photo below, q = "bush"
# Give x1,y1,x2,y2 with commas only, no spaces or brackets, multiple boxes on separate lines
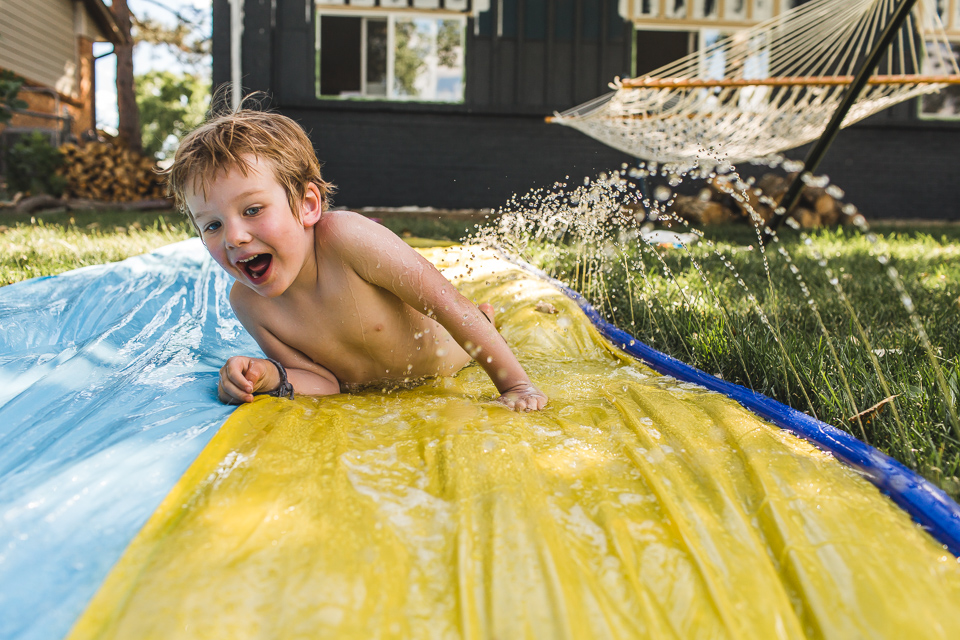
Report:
5,131,67,197
0,70,27,125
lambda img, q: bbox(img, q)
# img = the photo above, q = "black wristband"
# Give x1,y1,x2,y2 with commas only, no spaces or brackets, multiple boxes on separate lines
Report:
257,358,295,400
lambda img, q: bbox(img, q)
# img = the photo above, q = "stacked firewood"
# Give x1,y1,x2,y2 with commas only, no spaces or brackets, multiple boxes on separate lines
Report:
669,172,852,228
57,140,166,202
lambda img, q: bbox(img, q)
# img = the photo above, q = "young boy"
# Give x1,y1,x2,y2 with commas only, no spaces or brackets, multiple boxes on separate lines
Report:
167,109,547,412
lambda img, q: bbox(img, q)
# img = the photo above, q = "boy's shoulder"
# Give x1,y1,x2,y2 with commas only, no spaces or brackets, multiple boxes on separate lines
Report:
318,208,367,229
315,209,388,247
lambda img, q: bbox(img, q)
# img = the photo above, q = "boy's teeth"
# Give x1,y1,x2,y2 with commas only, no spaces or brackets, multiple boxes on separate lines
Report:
241,253,272,279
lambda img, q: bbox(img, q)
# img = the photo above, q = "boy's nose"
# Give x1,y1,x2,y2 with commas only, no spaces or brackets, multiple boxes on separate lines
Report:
224,221,252,247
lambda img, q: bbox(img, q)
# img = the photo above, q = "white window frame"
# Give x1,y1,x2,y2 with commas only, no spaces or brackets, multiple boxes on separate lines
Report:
316,8,467,103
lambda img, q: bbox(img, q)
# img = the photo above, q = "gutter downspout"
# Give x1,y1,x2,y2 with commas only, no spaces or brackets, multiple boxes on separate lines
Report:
229,0,244,110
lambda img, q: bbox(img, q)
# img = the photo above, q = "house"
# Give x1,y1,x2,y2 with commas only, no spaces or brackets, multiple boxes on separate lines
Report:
212,0,960,219
0,0,127,144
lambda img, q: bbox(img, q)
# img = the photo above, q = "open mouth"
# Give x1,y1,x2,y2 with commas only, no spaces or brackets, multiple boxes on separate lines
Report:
237,253,273,282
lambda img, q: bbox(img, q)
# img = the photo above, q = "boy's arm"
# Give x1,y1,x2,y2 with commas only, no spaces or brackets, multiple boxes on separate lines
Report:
333,214,547,411
220,294,340,404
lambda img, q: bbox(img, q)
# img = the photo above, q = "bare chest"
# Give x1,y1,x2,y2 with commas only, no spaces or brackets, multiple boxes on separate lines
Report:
261,274,431,381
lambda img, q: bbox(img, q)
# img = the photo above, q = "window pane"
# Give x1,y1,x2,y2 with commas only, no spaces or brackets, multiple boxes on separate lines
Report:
319,16,361,96
366,19,388,97
394,19,429,98
394,18,464,102
700,30,729,78
436,19,464,101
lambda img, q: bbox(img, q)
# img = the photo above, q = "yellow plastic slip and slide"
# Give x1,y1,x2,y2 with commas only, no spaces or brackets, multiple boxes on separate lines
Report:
69,246,960,640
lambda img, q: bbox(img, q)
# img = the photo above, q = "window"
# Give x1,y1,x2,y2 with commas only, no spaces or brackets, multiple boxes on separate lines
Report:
920,40,960,119
317,11,466,102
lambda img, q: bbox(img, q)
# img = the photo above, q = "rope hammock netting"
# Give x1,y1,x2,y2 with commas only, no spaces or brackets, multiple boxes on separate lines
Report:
550,0,960,164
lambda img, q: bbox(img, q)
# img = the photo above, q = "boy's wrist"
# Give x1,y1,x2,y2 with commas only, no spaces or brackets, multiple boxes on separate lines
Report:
257,358,295,399
495,376,535,395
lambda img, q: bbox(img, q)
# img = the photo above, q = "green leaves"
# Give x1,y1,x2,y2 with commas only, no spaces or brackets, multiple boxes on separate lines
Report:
135,70,210,160
5,131,67,197
0,69,27,125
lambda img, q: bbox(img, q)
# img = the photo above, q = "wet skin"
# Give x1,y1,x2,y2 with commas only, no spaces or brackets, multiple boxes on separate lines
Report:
186,156,547,411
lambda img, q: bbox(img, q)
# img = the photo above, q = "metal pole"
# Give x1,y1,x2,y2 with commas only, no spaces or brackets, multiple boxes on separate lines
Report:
763,0,920,242
230,0,244,111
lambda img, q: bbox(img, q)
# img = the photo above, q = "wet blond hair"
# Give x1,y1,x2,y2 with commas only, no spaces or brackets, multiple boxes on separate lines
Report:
165,108,335,219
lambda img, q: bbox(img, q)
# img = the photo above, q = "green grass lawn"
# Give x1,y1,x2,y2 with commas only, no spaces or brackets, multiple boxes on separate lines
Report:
0,208,195,285
0,209,476,286
2,208,957,496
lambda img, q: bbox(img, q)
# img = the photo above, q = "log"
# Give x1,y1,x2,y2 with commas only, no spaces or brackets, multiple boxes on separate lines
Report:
14,194,62,213
794,207,821,228
702,201,734,225
58,139,165,202
669,195,735,225
815,193,841,226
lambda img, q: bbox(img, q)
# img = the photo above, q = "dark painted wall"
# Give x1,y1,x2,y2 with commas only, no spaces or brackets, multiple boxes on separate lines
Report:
212,0,960,219
785,124,960,221
284,108,634,210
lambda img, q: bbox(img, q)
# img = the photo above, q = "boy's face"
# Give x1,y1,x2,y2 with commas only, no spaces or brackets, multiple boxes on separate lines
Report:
185,156,321,297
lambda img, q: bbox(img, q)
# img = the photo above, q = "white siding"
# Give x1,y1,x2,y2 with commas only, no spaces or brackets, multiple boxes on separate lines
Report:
0,0,78,94
75,4,108,41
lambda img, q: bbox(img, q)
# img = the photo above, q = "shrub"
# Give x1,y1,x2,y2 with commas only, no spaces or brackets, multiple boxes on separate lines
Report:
0,70,27,125
5,131,67,197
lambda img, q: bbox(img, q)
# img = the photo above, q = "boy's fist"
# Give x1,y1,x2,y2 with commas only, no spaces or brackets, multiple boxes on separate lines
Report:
497,382,548,412
217,356,280,404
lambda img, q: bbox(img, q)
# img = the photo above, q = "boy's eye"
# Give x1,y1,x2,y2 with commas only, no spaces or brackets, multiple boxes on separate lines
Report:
203,221,221,233
244,206,262,216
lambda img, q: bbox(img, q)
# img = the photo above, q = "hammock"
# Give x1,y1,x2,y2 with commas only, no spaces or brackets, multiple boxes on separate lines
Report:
550,0,960,163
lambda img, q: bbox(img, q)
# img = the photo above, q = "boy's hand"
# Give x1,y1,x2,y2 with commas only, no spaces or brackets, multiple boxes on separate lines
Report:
217,356,280,404
497,382,548,412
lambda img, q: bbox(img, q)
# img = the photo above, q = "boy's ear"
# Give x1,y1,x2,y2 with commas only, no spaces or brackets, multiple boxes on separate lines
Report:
300,183,323,227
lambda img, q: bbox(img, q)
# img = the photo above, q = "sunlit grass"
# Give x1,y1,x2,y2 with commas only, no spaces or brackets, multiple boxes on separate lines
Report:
0,209,194,285
0,209,474,287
